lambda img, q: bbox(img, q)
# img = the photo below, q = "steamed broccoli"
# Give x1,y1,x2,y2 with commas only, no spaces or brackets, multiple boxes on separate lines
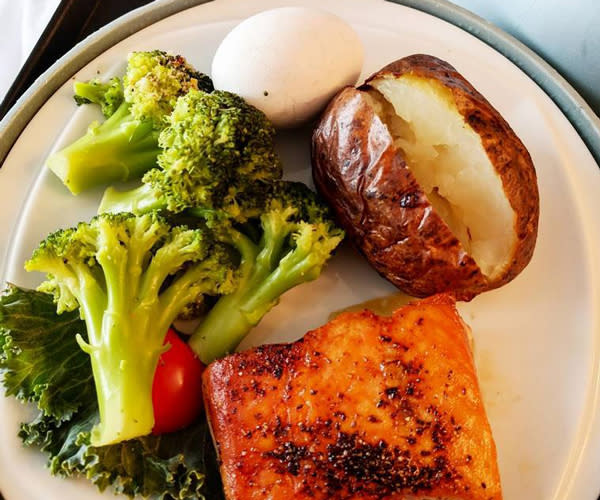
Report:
47,50,214,195
73,77,124,117
25,212,236,446
186,181,344,364
123,51,214,129
96,88,341,364
99,89,282,216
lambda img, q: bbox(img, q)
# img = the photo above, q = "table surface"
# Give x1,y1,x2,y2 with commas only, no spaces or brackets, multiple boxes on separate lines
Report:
450,0,600,116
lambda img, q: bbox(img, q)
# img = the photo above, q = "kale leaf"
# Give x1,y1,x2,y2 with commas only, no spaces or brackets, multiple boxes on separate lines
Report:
0,284,224,499
0,284,94,421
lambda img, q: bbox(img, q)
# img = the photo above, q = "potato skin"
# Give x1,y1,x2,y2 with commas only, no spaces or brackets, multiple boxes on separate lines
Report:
311,54,539,300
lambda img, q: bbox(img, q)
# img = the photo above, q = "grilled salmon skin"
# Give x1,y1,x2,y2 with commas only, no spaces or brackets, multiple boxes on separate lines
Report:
203,294,502,500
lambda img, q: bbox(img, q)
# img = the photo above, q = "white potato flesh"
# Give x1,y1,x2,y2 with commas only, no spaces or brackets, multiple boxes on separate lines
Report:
369,76,516,280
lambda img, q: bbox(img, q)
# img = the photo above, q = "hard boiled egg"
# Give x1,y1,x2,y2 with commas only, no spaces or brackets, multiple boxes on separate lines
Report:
211,7,364,128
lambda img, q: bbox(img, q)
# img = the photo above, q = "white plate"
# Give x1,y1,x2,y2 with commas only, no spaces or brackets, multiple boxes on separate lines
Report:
1,0,600,499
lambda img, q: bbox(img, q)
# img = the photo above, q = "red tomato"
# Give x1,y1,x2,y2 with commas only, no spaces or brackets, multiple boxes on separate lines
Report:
152,328,205,435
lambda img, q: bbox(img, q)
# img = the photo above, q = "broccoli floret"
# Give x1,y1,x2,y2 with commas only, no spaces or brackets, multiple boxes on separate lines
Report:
186,181,344,364
25,212,236,446
47,103,162,195
47,51,213,195
73,77,124,117
96,91,340,363
124,50,214,129
99,89,282,216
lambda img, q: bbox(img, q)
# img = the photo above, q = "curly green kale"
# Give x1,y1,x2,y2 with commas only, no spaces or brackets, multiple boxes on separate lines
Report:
0,285,223,499
0,285,94,421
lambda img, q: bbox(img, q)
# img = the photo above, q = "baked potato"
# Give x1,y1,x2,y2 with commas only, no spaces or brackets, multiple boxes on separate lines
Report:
312,54,539,300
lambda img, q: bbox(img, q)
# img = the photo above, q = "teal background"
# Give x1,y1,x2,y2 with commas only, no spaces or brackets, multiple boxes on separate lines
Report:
449,0,600,115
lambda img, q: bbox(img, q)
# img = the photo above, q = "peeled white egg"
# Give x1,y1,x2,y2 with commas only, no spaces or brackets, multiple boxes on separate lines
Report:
211,7,364,128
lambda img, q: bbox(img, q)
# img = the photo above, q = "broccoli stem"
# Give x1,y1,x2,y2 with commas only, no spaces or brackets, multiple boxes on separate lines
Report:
189,211,307,364
77,255,214,446
82,313,160,446
30,258,157,446
187,208,343,364
98,182,165,215
46,101,161,195
187,228,259,363
72,220,165,445
188,250,315,365
28,257,151,446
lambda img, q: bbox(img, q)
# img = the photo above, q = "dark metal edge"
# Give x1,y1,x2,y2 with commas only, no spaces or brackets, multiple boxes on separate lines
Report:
0,0,101,120
0,0,156,120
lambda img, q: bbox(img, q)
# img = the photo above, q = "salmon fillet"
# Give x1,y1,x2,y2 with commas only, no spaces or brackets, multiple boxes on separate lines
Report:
203,294,502,500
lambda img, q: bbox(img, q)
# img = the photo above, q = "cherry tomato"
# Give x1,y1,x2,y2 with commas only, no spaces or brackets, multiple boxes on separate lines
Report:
152,328,205,435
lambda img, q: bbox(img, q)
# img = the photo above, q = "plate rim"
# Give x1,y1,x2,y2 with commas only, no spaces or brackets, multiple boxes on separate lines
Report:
396,0,600,166
0,1,599,499
0,0,599,168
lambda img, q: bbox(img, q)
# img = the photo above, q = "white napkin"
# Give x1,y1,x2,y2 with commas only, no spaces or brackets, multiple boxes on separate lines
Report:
0,0,60,102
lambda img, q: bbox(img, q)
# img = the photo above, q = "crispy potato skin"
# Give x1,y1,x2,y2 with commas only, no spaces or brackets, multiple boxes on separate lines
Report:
311,54,539,300
203,295,502,500
311,85,486,299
